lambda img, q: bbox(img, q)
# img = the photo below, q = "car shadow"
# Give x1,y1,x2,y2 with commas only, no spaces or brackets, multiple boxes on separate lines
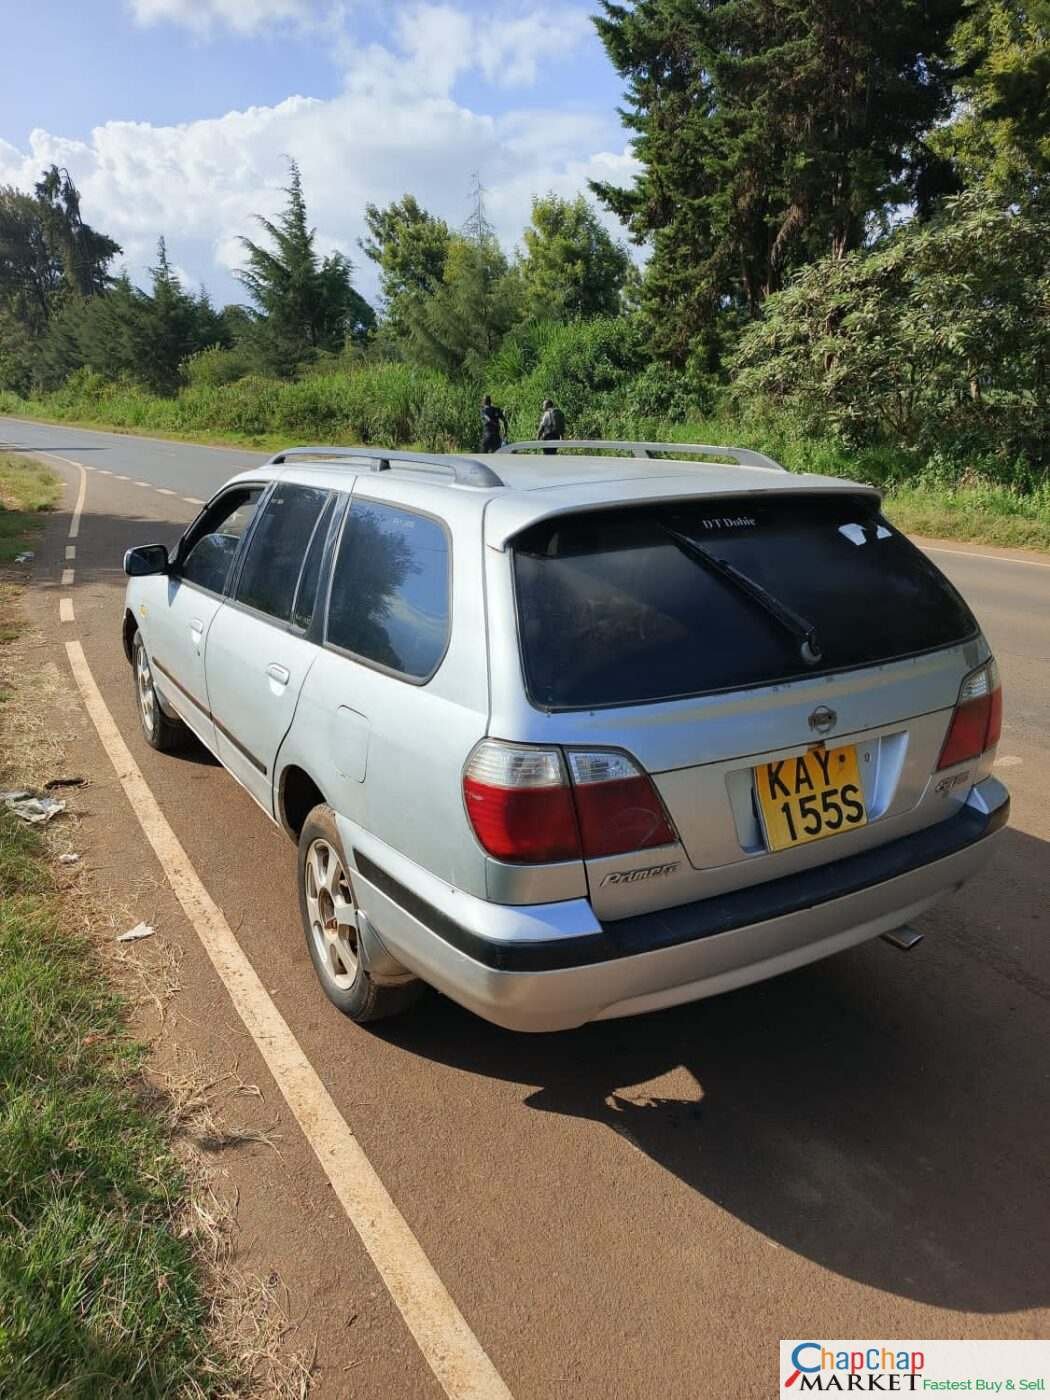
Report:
385,824,1050,1314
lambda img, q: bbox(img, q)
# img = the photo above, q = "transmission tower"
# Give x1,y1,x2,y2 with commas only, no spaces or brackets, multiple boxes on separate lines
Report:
463,171,495,245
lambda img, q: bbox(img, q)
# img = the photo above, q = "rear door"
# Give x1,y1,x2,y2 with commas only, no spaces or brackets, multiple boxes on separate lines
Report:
204,483,336,812
507,492,985,919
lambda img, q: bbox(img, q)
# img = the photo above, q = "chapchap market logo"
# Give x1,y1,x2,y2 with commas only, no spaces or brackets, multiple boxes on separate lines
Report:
780,1340,1050,1394
784,1343,924,1392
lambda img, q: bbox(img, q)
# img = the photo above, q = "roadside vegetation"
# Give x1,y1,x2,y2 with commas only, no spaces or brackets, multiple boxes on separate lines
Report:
0,458,232,1396
0,0,1047,551
0,452,60,565
0,811,226,1396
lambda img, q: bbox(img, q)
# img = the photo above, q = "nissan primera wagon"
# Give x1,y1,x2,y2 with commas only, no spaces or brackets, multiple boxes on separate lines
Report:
121,440,1008,1031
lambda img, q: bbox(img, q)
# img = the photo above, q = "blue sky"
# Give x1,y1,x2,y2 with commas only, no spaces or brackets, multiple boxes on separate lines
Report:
0,0,635,305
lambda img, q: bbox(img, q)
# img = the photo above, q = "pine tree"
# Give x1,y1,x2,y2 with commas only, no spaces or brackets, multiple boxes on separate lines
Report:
140,238,201,394
404,236,522,376
0,167,119,337
237,161,373,375
592,0,963,363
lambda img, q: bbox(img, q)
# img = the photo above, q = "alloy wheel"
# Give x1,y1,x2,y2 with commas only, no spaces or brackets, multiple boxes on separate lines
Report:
304,838,360,990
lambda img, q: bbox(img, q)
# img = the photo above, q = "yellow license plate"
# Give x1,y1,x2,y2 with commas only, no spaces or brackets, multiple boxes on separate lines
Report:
755,744,868,852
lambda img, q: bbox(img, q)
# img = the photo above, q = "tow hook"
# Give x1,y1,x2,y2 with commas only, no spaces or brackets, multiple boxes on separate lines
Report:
881,925,924,951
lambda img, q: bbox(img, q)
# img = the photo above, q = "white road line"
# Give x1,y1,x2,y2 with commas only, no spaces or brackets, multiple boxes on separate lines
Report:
134,480,150,488
59,598,75,623
39,451,87,540
183,496,205,505
97,469,113,476
923,544,1050,571
61,568,75,587
64,640,515,1400
65,545,76,561
156,487,177,496
113,474,130,481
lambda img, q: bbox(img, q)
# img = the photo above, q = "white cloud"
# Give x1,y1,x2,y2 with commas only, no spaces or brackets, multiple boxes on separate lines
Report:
127,0,329,36
0,3,640,305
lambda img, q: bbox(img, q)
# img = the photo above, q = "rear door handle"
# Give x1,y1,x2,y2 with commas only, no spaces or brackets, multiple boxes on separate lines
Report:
266,663,291,685
189,617,204,646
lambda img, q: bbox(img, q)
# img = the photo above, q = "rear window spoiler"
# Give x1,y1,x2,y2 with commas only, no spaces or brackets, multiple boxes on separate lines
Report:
484,480,882,552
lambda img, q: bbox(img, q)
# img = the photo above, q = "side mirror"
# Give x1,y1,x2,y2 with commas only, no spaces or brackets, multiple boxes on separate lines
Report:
123,544,169,577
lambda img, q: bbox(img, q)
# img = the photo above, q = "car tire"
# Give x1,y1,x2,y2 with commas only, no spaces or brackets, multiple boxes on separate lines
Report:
132,631,187,753
298,804,423,1024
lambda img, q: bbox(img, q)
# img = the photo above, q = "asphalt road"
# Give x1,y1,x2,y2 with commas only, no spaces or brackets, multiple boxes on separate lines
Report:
4,414,1048,1399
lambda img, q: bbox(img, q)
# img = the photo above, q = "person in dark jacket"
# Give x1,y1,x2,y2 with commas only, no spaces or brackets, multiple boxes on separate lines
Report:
537,398,566,455
480,395,509,452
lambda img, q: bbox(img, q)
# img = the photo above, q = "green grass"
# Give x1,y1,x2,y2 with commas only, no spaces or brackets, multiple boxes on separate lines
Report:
0,812,228,1397
3,384,1048,553
881,482,1050,552
0,452,61,565
0,450,226,1395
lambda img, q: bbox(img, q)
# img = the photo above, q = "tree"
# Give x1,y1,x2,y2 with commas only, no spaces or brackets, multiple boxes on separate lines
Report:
404,236,522,376
591,0,963,363
237,161,374,376
33,166,121,299
360,195,452,334
731,192,1050,471
0,167,120,336
518,194,631,320
138,238,212,394
31,239,232,394
932,0,1050,197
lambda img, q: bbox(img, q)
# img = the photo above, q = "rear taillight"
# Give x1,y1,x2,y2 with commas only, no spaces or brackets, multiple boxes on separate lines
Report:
566,751,677,858
463,743,579,862
937,660,1002,770
463,741,677,864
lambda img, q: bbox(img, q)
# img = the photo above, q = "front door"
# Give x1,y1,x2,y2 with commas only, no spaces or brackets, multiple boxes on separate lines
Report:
148,485,264,753
204,484,335,812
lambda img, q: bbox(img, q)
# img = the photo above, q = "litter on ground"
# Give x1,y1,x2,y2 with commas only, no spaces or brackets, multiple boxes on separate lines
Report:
1,790,67,824
117,922,155,943
57,853,80,865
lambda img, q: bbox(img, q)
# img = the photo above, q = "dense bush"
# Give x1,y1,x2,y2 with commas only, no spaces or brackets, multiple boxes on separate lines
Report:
732,193,1050,478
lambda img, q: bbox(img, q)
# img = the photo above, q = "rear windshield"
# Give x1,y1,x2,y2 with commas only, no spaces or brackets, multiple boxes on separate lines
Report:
512,493,977,710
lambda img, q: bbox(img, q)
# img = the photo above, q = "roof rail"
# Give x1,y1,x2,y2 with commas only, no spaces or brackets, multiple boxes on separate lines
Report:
499,439,787,472
267,445,505,489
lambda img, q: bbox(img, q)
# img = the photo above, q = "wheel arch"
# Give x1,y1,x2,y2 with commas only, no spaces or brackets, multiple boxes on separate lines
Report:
122,608,139,663
278,764,327,841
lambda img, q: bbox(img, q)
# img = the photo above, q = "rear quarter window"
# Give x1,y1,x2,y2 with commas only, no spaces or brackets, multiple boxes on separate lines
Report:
512,494,977,710
326,500,450,681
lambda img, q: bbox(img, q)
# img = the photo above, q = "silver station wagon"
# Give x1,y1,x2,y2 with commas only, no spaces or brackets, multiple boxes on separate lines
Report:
121,439,1008,1031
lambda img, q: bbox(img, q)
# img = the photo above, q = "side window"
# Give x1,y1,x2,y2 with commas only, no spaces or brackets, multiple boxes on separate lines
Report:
291,495,336,632
180,488,262,594
235,484,330,623
326,500,450,680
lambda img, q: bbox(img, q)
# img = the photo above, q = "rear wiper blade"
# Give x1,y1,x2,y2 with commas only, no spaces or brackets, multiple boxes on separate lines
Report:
660,525,823,665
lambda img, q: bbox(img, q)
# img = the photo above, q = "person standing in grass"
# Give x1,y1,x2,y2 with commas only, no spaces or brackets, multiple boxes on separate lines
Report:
537,398,566,455
480,395,509,452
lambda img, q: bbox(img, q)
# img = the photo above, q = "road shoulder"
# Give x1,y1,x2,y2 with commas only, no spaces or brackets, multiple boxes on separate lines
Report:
13,457,440,1399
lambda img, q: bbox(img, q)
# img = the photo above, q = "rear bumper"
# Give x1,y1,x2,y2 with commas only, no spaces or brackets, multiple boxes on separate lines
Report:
346,778,1009,1032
